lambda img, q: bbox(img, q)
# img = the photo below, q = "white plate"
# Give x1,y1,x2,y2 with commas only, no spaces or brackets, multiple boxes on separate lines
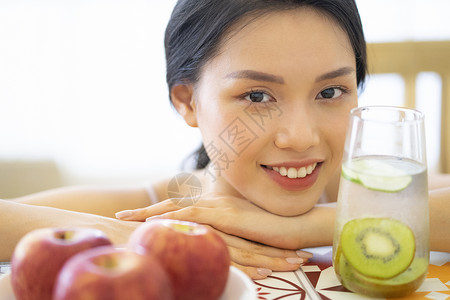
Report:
220,266,258,300
0,273,13,300
0,266,256,300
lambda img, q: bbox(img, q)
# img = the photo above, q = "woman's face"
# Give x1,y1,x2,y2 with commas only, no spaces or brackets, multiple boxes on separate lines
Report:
190,8,358,216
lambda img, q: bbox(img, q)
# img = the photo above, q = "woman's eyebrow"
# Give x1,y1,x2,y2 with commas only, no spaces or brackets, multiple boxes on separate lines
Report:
315,66,355,82
225,70,285,84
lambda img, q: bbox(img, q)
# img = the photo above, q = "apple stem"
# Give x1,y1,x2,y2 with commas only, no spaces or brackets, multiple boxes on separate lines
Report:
101,255,118,269
54,230,73,240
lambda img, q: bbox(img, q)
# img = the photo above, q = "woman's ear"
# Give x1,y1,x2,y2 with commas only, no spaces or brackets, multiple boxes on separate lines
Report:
171,84,198,127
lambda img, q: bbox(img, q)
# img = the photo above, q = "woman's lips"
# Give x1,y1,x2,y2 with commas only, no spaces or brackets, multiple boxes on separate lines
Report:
262,162,322,191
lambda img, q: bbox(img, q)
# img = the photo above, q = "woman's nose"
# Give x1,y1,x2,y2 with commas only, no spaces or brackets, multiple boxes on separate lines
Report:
274,106,320,152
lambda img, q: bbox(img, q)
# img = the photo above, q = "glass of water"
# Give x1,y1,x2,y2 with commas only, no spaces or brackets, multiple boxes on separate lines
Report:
332,106,429,298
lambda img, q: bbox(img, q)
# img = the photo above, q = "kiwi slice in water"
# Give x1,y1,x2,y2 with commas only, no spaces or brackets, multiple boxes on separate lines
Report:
341,217,415,279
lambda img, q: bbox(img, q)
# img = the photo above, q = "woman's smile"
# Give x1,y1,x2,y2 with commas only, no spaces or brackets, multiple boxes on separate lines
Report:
268,163,318,179
261,162,322,191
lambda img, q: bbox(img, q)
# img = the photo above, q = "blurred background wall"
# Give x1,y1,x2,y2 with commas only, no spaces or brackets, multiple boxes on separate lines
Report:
0,0,449,198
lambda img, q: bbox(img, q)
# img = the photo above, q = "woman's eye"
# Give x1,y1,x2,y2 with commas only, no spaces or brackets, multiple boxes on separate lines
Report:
317,87,344,100
244,91,272,103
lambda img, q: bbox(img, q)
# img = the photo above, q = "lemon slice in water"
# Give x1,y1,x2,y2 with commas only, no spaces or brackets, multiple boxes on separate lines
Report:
342,159,412,193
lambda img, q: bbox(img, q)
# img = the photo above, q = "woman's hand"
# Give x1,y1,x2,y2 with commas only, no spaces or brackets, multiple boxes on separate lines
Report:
116,192,334,249
116,192,303,248
203,224,311,279
115,193,332,279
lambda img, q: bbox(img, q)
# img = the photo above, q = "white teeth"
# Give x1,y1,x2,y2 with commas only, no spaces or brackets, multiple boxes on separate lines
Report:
298,167,307,178
270,163,317,179
287,168,297,178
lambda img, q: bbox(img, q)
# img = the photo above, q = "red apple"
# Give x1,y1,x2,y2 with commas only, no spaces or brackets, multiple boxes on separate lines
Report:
128,219,230,300
53,246,173,300
11,227,112,300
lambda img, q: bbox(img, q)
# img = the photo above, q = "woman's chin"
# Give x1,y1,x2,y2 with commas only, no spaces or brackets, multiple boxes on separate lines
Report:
252,197,317,217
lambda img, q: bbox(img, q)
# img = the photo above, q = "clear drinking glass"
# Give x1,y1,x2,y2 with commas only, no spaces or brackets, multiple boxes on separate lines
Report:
332,106,429,298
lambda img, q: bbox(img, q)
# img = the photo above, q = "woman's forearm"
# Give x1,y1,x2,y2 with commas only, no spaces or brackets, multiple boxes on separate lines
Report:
299,204,336,248
0,199,141,261
429,187,450,252
11,186,152,218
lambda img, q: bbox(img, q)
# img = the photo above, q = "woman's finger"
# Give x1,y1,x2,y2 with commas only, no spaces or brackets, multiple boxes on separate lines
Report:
227,245,303,273
145,205,218,223
115,198,184,221
201,226,308,276
213,229,312,260
115,193,224,221
230,261,272,280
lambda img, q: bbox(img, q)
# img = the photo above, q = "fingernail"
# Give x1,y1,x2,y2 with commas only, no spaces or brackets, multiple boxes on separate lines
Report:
296,250,313,259
286,257,304,264
115,210,133,219
145,216,162,222
257,268,272,277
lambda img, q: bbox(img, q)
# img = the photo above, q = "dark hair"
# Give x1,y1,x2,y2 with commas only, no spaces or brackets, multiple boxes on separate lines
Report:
165,0,367,169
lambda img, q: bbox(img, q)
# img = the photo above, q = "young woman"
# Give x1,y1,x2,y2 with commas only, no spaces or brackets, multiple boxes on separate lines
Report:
1,0,449,280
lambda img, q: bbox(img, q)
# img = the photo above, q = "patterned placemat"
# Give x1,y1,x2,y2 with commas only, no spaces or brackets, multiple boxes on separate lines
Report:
254,247,450,300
